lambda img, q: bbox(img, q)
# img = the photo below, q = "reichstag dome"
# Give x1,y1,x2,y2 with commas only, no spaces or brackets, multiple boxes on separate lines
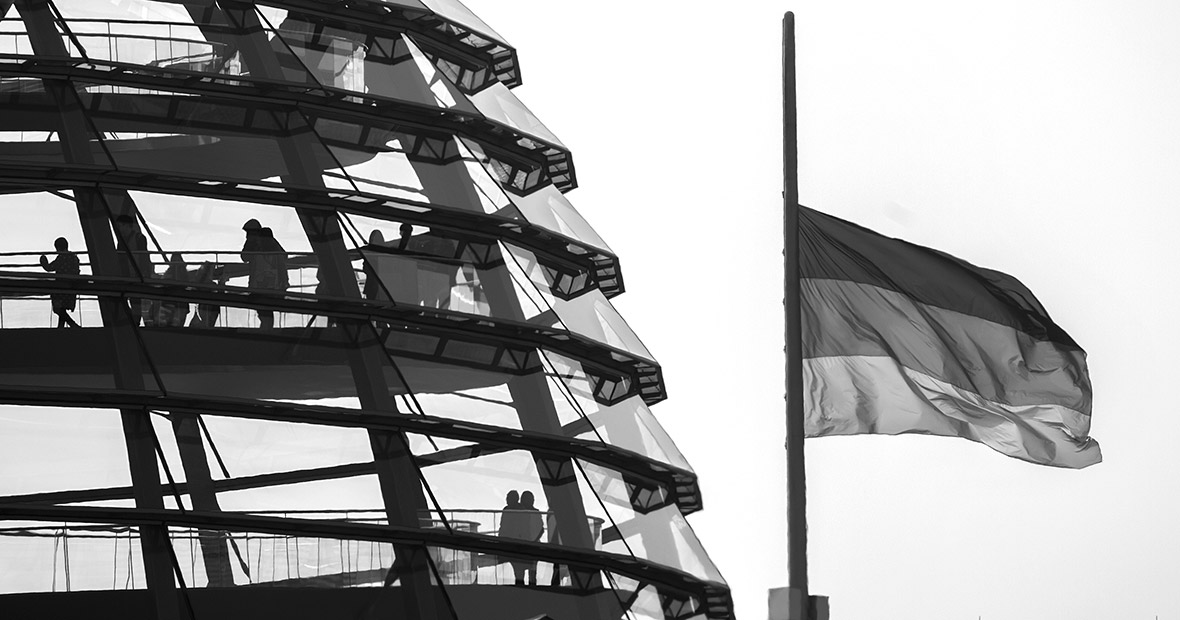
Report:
0,1,731,619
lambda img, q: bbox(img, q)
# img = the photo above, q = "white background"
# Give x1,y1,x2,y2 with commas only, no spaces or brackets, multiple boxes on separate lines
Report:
467,1,1178,619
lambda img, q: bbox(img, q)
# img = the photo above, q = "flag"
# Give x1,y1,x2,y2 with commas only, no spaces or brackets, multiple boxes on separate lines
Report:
799,207,1100,468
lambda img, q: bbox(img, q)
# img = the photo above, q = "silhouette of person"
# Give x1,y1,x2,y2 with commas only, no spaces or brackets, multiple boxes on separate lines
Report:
499,490,524,582
362,230,388,302
188,261,223,328
514,491,544,586
241,220,288,328
397,222,413,250
114,214,152,325
39,236,80,328
159,253,189,326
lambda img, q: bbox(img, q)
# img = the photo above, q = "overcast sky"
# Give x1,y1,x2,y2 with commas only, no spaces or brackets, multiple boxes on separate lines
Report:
467,1,1179,618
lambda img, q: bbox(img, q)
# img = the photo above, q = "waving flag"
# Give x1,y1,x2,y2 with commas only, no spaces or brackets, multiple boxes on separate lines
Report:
799,207,1100,468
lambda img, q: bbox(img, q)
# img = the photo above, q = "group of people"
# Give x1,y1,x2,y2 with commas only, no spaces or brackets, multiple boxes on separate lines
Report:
38,216,290,329
499,490,545,586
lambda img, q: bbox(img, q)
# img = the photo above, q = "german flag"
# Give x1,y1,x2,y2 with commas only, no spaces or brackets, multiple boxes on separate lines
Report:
799,207,1100,468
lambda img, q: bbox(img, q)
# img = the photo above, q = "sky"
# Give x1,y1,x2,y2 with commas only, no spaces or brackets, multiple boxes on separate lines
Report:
465,1,1180,619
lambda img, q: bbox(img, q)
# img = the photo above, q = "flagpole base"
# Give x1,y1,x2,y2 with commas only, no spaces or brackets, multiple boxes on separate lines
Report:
769,587,829,620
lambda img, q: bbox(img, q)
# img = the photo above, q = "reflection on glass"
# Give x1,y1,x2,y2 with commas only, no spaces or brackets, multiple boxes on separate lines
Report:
0,521,146,593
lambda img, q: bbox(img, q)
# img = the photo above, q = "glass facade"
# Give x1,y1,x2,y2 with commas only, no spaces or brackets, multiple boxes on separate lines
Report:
0,1,729,619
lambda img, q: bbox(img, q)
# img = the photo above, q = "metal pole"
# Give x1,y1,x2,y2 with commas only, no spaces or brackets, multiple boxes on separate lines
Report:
782,9,808,601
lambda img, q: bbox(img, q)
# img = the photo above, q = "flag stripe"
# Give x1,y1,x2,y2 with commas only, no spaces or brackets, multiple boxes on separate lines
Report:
804,355,1101,468
802,278,1091,415
799,207,1080,350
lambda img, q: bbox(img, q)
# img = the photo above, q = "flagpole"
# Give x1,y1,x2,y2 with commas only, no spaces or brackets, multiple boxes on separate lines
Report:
783,7,810,614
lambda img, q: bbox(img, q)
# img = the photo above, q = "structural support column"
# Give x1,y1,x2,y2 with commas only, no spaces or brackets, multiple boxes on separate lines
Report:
215,6,447,616
17,2,182,618
408,151,612,617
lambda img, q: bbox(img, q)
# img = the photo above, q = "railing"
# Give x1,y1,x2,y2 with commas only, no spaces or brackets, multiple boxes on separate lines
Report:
0,20,365,91
0,250,491,330
0,509,606,593
0,250,323,329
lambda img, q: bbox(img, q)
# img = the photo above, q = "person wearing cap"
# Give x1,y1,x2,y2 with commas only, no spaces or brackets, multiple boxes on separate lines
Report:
241,219,288,328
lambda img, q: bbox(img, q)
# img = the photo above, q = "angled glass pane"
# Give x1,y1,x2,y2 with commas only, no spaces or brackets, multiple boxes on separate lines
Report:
314,119,519,219
504,243,650,359
254,8,366,91
545,352,692,472
470,81,563,147
419,0,507,44
461,138,610,252
553,289,654,361
365,33,478,113
580,461,725,585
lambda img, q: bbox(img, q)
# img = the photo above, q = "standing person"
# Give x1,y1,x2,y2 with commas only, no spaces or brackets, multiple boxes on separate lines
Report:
241,220,288,328
39,236,81,328
362,230,389,302
114,214,152,325
188,261,223,328
159,253,190,327
498,490,523,583
515,491,544,586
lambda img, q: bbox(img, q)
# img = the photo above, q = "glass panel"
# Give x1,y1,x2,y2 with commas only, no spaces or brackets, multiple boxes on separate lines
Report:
551,289,653,361
0,521,146,593
419,0,507,44
470,81,563,147
390,348,690,475
47,0,193,22
508,183,612,252
503,243,648,358
51,1,222,71
77,85,349,190
340,213,548,324
365,33,477,113
200,416,374,479
218,476,386,516
315,119,519,219
123,190,324,299
580,461,725,585
0,7,33,55
0,406,131,500
255,8,366,91
460,138,610,252
129,297,410,406
543,351,691,472
0,78,115,168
